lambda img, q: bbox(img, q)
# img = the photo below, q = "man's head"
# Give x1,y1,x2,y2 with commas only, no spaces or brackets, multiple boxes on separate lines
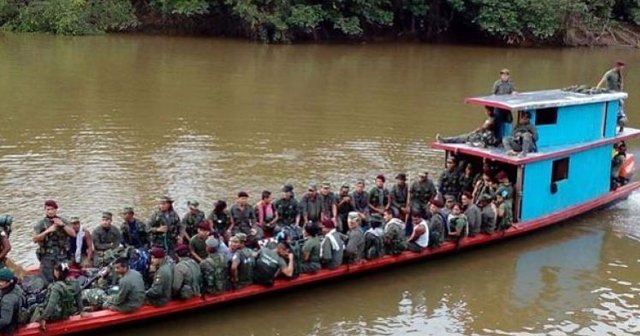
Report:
320,182,331,196
383,208,394,222
340,184,350,196
197,221,211,238
44,200,58,218
121,207,134,222
70,217,81,232
150,247,166,266
159,196,173,212
237,191,249,206
461,192,473,206
281,184,294,199
101,212,113,229
347,212,360,229
355,179,365,192
0,268,14,289
519,111,531,125
205,236,220,253
395,173,407,186
175,244,190,258
418,172,428,182
411,210,423,224
444,195,455,209
229,235,240,251
500,68,510,81
430,199,444,214
495,171,509,183
276,241,291,258
114,257,129,276
188,200,199,214
452,203,462,215
307,183,317,196
615,60,625,71
304,222,320,237
261,190,272,203
446,158,456,171
375,175,385,188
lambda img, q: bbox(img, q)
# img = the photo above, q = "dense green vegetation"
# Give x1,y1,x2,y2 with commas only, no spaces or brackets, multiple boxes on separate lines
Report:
1,0,640,46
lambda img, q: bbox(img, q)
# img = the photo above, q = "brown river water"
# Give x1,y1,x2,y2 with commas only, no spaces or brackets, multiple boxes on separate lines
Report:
1,34,640,335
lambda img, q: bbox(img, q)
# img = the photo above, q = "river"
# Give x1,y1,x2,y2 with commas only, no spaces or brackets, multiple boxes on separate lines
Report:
1,33,640,335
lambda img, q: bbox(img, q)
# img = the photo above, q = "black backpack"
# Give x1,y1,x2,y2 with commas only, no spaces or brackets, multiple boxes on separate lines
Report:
253,251,280,286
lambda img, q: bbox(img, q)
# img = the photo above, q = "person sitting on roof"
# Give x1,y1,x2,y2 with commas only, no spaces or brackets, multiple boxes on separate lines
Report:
596,60,627,133
503,111,538,157
436,107,499,148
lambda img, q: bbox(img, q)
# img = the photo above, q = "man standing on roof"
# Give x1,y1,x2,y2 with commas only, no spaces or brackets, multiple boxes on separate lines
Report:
596,60,627,132
492,68,516,95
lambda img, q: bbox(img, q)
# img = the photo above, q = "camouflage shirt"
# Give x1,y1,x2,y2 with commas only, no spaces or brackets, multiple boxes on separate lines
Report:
275,197,299,226
181,210,205,238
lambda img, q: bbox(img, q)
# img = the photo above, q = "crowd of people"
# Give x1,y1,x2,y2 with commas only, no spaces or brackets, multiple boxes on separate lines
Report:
0,64,629,334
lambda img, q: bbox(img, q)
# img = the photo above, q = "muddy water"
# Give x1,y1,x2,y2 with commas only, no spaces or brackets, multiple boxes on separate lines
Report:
1,34,640,335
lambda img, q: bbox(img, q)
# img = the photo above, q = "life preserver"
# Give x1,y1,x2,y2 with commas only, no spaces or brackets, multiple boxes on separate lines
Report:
619,153,635,178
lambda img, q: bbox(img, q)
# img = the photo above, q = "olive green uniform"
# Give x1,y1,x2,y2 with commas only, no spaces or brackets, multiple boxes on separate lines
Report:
189,235,208,260
492,79,516,95
106,269,145,313
0,284,24,335
33,217,72,284
318,192,338,220
602,69,622,91
92,226,122,253
410,180,437,214
148,210,181,252
299,194,322,224
146,261,172,307
230,205,256,236
320,230,345,269
448,215,469,237
464,204,482,236
390,184,408,217
438,169,462,200
368,187,390,210
181,210,205,238
232,248,255,288
497,200,513,231
480,206,496,234
200,252,229,294
345,228,365,263
300,236,321,273
384,218,407,255
172,257,202,299
275,197,299,226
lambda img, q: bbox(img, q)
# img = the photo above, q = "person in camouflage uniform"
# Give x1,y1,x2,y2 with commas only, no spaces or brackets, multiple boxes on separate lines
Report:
438,157,462,201
495,171,514,201
229,234,255,289
275,185,300,228
496,190,514,231
92,212,123,267
148,196,181,253
0,268,23,335
299,184,323,225
120,207,149,249
145,248,173,307
172,244,202,299
368,175,390,220
30,263,82,329
181,200,205,242
382,209,407,255
33,200,75,284
410,172,437,218
351,179,370,226
390,174,409,219
200,237,229,295
229,192,262,247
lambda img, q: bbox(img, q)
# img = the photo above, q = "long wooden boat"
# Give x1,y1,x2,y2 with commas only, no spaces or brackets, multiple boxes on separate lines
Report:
16,89,640,335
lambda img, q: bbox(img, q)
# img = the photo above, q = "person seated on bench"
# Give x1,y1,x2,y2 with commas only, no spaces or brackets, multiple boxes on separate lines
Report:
503,111,537,157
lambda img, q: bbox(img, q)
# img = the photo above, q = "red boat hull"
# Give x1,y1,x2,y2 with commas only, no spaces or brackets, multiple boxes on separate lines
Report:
17,182,639,336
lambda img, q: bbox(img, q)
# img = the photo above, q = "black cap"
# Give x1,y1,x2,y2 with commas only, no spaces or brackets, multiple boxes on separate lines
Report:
395,173,407,181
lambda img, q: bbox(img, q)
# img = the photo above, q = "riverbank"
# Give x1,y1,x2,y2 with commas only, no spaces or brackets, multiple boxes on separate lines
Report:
1,0,640,47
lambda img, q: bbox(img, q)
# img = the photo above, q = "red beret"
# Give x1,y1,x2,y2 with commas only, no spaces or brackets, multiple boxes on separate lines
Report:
149,247,166,259
197,222,211,231
321,219,335,229
495,171,508,181
44,200,58,209
431,199,444,208
174,244,190,256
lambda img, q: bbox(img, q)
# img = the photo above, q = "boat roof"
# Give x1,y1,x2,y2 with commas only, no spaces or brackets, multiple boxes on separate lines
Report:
465,89,628,111
431,127,640,165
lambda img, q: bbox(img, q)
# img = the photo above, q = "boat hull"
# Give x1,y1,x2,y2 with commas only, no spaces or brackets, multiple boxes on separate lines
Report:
17,182,640,336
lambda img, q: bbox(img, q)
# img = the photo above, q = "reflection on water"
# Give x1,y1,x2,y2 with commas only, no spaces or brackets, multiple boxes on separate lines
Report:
2,35,640,334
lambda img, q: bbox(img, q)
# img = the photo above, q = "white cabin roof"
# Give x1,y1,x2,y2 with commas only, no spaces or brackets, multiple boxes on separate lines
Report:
465,89,628,111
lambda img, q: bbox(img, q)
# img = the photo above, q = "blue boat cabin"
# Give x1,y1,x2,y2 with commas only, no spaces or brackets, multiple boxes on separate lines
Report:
433,89,640,224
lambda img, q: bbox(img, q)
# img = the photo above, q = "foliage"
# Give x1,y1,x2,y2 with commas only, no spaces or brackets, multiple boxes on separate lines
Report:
1,0,640,45
2,0,138,35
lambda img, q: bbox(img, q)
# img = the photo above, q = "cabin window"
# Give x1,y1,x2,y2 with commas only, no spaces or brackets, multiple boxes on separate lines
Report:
535,107,558,125
552,158,569,182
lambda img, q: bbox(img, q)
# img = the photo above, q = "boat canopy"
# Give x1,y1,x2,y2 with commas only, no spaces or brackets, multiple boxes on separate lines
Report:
465,89,628,111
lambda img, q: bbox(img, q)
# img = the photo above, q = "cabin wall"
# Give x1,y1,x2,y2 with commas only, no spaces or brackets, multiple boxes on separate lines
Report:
531,103,604,149
520,145,611,221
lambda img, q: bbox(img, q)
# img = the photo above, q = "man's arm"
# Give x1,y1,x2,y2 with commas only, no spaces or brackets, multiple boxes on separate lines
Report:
281,254,294,277
0,234,11,260
596,71,608,89
172,265,184,294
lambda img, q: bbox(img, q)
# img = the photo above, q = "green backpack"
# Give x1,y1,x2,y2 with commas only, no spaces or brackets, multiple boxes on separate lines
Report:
201,253,228,294
289,240,303,278
52,281,77,320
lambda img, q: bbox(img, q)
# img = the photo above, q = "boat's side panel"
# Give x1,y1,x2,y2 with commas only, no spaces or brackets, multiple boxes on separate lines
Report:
605,100,620,138
532,103,603,149
521,145,611,221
